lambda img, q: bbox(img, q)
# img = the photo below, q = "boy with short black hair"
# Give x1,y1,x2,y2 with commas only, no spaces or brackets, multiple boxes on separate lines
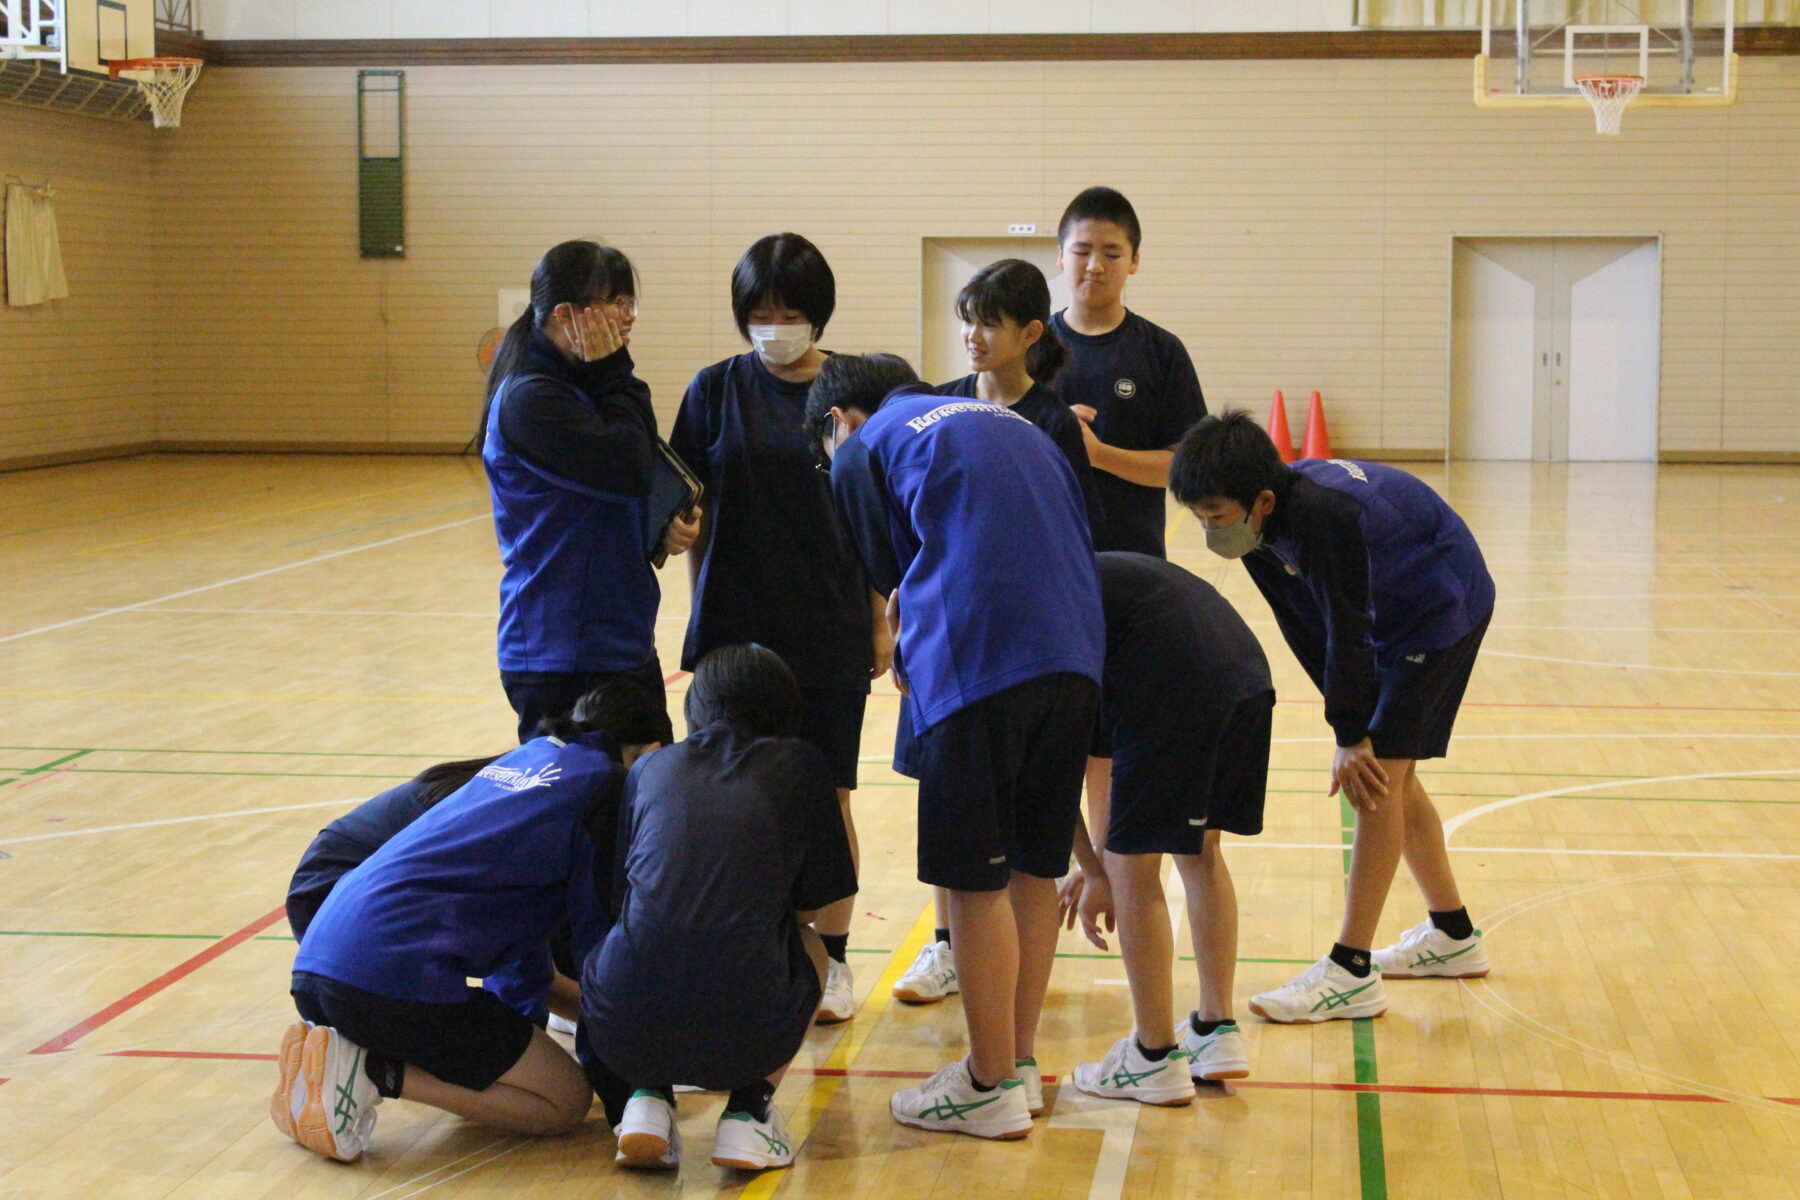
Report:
1170,411,1494,1024
817,353,1104,1140
1060,551,1273,1102
1051,186,1206,558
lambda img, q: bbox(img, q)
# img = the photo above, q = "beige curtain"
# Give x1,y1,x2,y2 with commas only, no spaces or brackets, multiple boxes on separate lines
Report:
5,180,70,307
1358,1,1796,25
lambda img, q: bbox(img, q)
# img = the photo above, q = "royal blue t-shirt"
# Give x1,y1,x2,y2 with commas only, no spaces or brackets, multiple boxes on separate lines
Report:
581,722,855,1089
1049,310,1206,558
936,374,1106,536
1243,459,1496,747
670,353,871,692
293,733,617,1019
830,392,1105,731
285,777,436,943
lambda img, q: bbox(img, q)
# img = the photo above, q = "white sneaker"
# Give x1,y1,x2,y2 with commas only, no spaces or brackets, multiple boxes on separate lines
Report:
890,1058,1032,1140
892,941,959,1004
293,1024,382,1162
1072,1035,1195,1107
546,1013,578,1036
711,1105,796,1171
269,1019,312,1143
815,958,855,1024
1178,1019,1250,1082
1248,956,1387,1024
1015,1056,1044,1117
615,1090,681,1169
1374,919,1490,979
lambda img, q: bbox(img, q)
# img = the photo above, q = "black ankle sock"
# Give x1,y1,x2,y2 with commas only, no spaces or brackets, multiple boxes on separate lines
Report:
934,927,952,948
364,1053,404,1099
966,1062,997,1092
1329,943,1373,978
820,933,849,963
1135,1039,1173,1062
726,1080,776,1123
1189,1013,1233,1038
1429,907,1475,941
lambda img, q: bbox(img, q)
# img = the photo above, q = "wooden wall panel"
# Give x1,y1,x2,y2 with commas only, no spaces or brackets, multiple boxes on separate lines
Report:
0,107,158,466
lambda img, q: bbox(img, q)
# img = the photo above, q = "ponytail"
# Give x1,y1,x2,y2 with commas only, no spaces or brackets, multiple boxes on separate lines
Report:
1026,325,1067,386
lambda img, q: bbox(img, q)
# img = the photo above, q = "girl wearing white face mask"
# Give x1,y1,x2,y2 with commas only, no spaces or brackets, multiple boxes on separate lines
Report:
669,233,887,1028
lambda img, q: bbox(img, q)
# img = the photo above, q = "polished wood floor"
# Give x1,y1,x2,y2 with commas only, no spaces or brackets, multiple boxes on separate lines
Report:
2,453,1797,1200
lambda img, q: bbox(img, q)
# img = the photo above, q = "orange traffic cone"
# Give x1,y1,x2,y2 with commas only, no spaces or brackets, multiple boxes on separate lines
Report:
1301,390,1333,460
1266,390,1296,464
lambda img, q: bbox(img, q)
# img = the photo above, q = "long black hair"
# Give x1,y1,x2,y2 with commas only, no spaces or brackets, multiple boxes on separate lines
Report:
473,239,640,449
409,756,503,811
955,258,1067,385
684,644,803,739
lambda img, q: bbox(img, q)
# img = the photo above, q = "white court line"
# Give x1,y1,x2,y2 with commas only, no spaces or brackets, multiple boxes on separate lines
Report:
0,515,490,645
103,607,497,618
1442,768,1800,843
1047,1088,1142,1200
1488,624,1800,635
363,1137,530,1199
1483,649,1800,678
1493,592,1800,605
863,734,1800,765
0,797,357,846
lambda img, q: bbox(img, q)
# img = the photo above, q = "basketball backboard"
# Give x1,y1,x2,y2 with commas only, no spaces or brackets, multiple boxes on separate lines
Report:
62,0,156,78
1476,1,1736,111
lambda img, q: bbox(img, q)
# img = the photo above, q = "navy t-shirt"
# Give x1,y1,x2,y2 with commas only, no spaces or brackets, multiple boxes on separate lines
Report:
671,353,872,693
580,722,855,1089
937,374,1106,536
1243,459,1496,748
1049,310,1206,558
830,392,1105,732
293,733,617,1019
1095,552,1273,760
285,778,436,942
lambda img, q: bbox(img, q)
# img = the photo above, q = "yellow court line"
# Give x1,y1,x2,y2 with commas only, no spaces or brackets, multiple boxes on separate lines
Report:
78,482,436,555
741,904,936,1200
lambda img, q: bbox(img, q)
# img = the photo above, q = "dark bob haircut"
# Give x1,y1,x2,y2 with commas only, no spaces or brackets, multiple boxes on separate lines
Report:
1169,410,1292,511
803,352,921,444
684,643,803,740
1057,186,1142,254
731,233,836,342
570,679,674,749
956,258,1067,385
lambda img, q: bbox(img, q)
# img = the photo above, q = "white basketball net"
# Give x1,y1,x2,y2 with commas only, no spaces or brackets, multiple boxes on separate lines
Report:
113,58,203,128
1575,74,1644,135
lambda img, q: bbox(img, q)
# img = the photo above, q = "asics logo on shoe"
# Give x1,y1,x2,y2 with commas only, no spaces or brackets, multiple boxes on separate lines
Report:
333,1047,365,1135
754,1130,789,1155
918,1095,1003,1122
1409,943,1477,968
1108,1062,1171,1089
1309,978,1380,1012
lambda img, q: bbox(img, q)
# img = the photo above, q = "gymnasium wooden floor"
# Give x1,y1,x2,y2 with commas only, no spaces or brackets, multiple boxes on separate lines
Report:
2,452,1797,1200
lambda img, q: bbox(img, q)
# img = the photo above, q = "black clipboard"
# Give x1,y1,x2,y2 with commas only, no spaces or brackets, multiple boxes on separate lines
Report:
645,439,703,568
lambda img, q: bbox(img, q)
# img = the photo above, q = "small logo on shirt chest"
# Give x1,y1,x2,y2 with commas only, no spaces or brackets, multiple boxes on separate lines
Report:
1113,378,1137,399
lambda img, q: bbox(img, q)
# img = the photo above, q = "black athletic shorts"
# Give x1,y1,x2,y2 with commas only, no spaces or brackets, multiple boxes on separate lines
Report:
500,656,670,745
291,971,535,1093
1367,614,1489,761
1102,689,1273,854
913,672,1099,892
799,686,867,792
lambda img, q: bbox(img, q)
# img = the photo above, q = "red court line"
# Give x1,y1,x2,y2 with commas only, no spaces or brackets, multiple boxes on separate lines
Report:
28,904,288,1055
663,671,688,686
1235,1080,1723,1103
1775,1097,1800,1107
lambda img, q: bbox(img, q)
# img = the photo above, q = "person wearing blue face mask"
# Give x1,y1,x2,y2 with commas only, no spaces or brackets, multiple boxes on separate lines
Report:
1170,411,1495,1026
670,233,887,1028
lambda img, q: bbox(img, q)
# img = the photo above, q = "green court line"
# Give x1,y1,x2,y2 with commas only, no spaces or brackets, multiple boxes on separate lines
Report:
1353,1017,1389,1200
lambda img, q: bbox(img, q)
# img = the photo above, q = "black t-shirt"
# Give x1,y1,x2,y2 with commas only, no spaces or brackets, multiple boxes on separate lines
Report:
1095,552,1272,760
581,724,856,1088
1049,310,1206,558
671,353,872,692
936,375,1106,537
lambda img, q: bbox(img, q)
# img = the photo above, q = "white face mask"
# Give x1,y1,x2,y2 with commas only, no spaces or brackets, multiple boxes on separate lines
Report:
748,324,814,366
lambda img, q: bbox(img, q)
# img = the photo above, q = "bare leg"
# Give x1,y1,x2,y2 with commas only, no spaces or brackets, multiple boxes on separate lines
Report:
1338,758,1415,950
1009,872,1062,1062
932,886,950,935
946,885,1019,1086
813,788,858,939
1174,832,1236,1023
1105,850,1175,1046
1400,772,1464,912
398,1027,591,1135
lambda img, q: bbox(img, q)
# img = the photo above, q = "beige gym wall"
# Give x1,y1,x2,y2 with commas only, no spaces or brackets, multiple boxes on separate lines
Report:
3,53,1797,467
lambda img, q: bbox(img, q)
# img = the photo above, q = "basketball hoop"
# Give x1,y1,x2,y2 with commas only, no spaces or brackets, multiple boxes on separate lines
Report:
107,57,203,128
1574,74,1644,135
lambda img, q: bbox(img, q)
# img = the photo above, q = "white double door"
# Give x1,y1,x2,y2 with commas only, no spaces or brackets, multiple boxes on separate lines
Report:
1450,236,1662,461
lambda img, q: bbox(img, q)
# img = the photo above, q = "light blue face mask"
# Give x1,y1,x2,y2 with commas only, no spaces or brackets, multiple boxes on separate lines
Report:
1205,511,1262,559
